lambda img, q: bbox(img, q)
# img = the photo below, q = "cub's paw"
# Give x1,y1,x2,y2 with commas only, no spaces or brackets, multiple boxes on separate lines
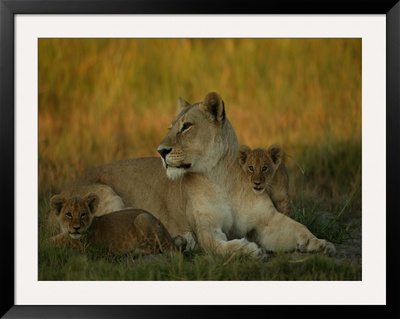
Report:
173,235,188,252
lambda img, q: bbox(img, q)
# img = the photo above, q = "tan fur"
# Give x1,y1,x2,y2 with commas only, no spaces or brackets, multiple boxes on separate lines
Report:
49,92,335,258
49,193,184,255
238,144,290,215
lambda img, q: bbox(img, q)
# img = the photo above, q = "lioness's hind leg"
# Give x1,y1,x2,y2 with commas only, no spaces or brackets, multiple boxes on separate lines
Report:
90,184,125,216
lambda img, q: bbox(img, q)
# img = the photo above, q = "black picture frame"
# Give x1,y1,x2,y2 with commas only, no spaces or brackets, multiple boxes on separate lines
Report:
1,0,399,318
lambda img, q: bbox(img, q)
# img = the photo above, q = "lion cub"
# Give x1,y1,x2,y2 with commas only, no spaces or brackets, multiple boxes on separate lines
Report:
48,193,185,255
238,144,290,215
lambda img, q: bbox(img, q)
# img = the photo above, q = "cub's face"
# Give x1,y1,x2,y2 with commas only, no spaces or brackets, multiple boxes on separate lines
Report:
50,193,99,239
238,145,283,194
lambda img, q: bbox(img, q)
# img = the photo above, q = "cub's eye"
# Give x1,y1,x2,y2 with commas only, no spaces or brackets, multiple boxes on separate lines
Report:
181,122,192,133
248,166,254,173
65,212,72,219
262,166,269,173
80,212,87,218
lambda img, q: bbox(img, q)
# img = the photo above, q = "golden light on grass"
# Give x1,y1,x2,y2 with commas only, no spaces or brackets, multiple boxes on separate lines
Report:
39,38,361,208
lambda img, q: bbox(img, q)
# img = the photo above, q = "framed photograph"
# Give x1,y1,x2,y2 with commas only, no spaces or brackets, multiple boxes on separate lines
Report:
1,0,399,318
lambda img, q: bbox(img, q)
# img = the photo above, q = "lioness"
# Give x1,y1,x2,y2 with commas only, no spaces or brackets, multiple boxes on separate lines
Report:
49,92,335,257
49,193,184,255
238,144,290,216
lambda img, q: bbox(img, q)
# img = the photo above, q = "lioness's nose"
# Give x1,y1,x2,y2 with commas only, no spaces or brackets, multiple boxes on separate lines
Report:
73,226,80,231
157,147,172,159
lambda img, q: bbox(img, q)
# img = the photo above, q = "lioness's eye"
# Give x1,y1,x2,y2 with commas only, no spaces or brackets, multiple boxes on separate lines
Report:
262,166,268,173
181,122,192,133
248,166,254,173
81,212,87,218
65,212,72,218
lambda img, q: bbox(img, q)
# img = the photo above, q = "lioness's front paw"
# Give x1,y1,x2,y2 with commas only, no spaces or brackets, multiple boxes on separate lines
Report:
244,242,264,260
248,248,266,261
322,241,336,256
299,237,336,256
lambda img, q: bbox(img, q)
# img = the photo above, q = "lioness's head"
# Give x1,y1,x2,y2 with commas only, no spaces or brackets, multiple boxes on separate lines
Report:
238,144,283,194
157,92,229,180
50,193,99,239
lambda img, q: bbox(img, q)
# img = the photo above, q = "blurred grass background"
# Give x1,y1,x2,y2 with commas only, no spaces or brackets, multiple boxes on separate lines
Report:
38,38,361,279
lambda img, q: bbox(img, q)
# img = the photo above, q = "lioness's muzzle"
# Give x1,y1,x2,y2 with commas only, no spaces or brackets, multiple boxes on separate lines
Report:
157,147,172,159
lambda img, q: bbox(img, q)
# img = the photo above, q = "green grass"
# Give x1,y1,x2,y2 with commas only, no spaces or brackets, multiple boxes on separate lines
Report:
39,245,361,281
38,38,361,281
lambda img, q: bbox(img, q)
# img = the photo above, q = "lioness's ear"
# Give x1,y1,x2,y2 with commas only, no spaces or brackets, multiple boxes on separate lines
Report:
50,195,67,216
84,193,99,215
176,97,190,116
201,92,225,123
268,144,283,166
238,145,251,167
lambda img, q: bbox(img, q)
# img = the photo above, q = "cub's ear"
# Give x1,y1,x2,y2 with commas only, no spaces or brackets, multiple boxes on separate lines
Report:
50,195,67,216
176,97,191,116
84,193,100,215
268,144,283,166
201,92,225,123
238,145,251,167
